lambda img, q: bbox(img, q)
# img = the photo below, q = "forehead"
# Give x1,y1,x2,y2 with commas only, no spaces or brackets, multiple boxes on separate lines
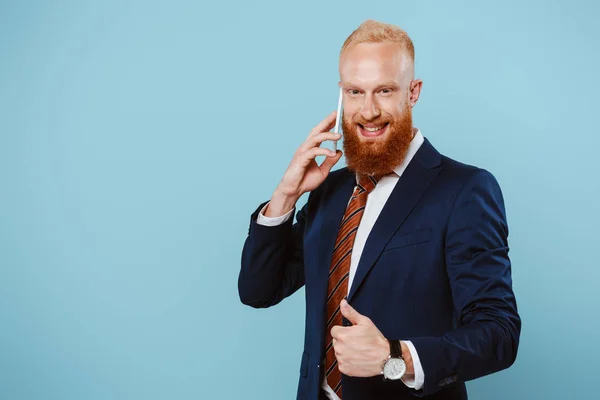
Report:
339,42,407,88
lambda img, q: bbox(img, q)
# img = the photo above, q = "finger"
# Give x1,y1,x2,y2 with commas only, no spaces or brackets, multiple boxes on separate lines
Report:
331,325,342,339
302,132,342,152
340,299,368,325
300,147,336,166
308,111,337,138
334,347,342,358
319,150,343,174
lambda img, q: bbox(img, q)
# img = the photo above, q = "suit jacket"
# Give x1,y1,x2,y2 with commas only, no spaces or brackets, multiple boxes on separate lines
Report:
239,138,521,399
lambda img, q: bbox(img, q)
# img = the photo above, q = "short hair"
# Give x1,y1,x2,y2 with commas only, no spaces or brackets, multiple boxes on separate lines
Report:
341,20,415,61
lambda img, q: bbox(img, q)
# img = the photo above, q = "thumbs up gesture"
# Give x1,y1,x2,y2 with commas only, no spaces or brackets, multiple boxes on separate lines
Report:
330,299,413,377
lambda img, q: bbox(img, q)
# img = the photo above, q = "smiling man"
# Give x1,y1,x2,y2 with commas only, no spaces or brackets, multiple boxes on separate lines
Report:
239,20,520,400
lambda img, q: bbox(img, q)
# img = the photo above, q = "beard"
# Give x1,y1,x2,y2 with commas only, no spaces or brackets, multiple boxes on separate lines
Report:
341,104,415,177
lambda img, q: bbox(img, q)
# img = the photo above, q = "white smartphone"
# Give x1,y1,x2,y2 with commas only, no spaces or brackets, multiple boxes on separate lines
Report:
333,87,343,152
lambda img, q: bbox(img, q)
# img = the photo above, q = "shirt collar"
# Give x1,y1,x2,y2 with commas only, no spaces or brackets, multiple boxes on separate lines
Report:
391,128,424,177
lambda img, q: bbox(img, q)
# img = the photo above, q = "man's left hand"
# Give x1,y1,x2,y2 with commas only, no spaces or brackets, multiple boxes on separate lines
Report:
330,299,391,377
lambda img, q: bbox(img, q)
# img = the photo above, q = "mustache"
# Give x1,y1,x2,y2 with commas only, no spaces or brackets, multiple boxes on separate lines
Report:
344,115,392,126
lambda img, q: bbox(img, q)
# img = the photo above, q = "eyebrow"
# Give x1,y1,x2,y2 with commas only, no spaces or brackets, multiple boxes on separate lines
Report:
341,81,401,90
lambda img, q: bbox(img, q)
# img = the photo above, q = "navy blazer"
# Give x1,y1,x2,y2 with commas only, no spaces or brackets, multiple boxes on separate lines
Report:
239,138,520,399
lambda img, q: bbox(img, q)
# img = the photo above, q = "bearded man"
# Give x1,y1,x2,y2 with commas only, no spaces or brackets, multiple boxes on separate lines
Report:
239,20,520,400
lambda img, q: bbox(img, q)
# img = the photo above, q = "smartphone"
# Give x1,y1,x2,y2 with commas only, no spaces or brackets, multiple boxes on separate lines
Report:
333,87,343,152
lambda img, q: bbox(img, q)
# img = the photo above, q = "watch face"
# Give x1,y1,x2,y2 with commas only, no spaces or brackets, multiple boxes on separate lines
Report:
383,358,406,380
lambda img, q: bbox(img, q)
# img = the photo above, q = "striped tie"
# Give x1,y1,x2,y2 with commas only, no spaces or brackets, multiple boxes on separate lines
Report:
324,174,380,398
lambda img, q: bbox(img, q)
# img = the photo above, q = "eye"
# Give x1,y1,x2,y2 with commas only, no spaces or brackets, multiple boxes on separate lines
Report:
380,88,393,95
347,89,361,96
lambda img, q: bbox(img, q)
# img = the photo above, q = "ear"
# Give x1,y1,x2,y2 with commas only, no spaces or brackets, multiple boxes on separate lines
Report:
408,79,423,107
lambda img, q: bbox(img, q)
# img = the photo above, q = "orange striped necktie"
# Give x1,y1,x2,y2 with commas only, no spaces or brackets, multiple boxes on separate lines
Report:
324,174,380,398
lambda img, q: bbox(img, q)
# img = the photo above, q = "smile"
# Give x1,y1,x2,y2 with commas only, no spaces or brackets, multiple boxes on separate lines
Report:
358,123,389,138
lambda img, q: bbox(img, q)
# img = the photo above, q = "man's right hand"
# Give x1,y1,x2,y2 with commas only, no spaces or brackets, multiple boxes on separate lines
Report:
264,111,343,217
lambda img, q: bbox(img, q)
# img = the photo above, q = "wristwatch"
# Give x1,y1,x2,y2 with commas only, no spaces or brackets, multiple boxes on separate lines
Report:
381,339,406,380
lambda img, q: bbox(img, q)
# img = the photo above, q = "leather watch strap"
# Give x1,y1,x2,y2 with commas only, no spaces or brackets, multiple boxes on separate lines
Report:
388,339,402,358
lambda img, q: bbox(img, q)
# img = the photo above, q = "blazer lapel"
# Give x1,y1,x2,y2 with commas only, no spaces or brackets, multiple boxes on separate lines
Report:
347,138,443,302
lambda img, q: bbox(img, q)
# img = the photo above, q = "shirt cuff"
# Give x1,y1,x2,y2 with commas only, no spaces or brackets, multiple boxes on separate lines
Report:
401,340,425,391
255,202,294,226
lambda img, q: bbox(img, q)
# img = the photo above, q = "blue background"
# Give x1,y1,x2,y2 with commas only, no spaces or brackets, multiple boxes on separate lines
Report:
1,0,599,399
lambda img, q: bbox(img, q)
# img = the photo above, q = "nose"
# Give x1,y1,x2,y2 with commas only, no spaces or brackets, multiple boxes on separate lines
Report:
360,94,381,121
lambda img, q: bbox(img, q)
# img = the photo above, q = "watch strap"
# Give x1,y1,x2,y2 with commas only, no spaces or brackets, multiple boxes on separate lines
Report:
388,339,402,358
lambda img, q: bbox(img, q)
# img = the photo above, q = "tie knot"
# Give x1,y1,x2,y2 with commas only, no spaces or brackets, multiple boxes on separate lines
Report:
357,174,380,194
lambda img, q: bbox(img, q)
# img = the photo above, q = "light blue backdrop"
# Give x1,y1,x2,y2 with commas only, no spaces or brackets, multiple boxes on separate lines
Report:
1,0,599,399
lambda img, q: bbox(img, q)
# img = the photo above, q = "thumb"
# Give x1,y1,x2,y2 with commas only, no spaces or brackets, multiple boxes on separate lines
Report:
319,150,343,174
340,298,366,325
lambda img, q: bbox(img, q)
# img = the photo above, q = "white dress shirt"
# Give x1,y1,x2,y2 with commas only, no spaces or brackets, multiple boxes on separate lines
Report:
256,130,426,397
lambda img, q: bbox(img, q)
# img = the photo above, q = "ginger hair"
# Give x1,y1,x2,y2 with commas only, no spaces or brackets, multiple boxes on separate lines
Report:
341,20,415,61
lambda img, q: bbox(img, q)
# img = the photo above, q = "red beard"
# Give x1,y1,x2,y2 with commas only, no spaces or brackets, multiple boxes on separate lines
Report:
341,104,414,176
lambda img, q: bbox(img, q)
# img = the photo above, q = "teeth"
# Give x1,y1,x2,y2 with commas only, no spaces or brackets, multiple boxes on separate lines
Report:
364,125,383,132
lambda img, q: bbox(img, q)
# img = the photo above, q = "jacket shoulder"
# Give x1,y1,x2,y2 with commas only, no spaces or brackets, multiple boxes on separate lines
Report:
439,153,500,187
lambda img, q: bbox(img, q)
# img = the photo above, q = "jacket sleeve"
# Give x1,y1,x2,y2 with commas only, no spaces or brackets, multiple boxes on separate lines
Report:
407,169,521,396
238,199,309,308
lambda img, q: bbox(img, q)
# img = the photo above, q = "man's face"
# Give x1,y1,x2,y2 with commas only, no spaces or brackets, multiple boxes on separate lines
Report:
339,42,420,176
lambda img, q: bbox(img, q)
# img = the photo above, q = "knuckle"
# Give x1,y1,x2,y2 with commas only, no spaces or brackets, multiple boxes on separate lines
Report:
310,133,323,142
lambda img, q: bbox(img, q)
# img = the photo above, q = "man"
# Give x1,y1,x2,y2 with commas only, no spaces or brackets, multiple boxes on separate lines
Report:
239,20,520,400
